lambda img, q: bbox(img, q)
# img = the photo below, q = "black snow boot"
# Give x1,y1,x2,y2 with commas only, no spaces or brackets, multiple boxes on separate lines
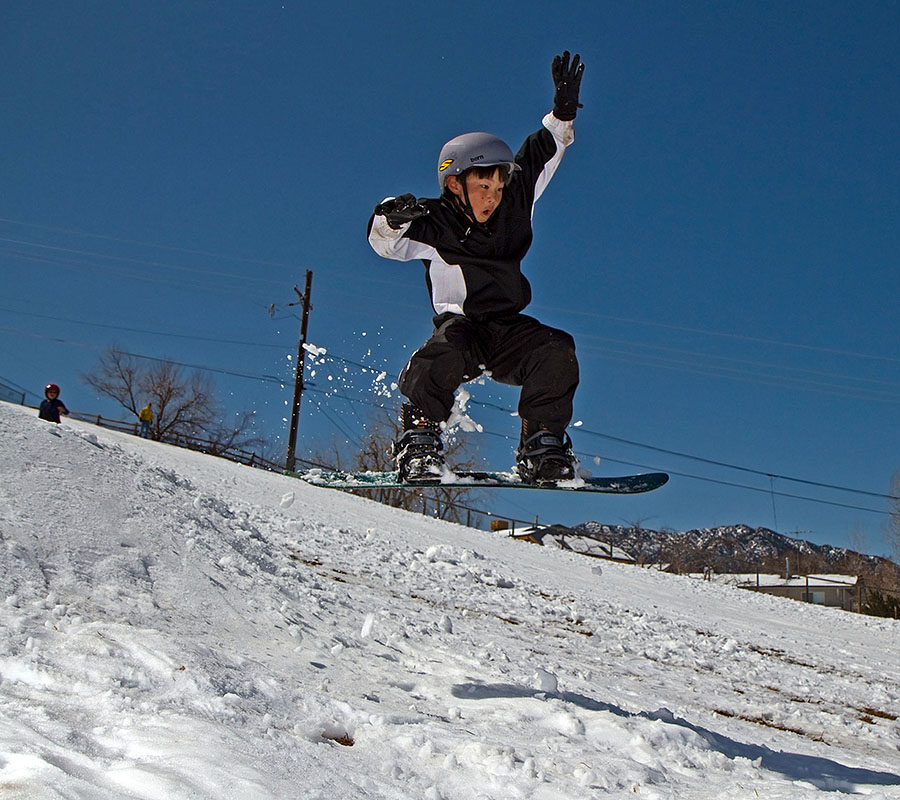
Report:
394,404,445,484
515,421,577,484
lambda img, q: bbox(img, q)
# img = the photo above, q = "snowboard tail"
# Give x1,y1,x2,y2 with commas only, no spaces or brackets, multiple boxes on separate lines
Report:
293,468,668,495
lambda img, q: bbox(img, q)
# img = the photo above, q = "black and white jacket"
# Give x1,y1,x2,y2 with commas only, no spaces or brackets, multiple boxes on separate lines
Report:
368,113,574,322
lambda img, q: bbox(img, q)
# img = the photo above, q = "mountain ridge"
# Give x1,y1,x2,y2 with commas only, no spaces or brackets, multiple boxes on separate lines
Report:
574,521,896,576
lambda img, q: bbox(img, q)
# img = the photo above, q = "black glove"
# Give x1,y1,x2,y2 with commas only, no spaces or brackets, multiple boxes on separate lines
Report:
373,193,429,229
552,50,584,121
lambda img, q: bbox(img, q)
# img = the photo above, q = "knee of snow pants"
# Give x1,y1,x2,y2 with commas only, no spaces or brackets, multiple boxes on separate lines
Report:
508,328,579,434
398,315,486,423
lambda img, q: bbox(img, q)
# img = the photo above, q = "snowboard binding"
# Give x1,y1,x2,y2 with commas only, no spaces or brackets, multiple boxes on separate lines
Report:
515,427,577,485
394,404,445,484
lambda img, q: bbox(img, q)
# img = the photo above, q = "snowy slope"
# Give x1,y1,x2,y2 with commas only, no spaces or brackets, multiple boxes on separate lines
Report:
1,400,898,800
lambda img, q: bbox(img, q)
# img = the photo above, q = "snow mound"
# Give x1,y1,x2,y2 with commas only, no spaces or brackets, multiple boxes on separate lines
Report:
1,401,899,799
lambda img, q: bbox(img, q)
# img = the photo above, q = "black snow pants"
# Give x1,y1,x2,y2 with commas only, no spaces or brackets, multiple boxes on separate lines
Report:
398,312,579,435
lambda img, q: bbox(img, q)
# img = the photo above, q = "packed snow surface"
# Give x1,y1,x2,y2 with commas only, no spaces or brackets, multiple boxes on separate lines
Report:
1,401,898,799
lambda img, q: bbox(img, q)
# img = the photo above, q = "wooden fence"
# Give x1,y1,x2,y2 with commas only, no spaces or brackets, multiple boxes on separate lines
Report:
32,405,523,530
68,411,285,472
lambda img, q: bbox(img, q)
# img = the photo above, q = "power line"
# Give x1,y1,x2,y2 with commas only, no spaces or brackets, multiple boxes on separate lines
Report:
316,402,365,448
464,398,897,503
0,216,297,271
573,454,891,517
577,333,900,390
0,246,277,308
121,351,287,385
321,341,900,414
571,428,896,501
465,428,894,518
294,361,898,514
0,240,286,289
536,304,900,366
56,334,898,516
100,345,898,509
0,307,287,350
576,344,900,405
9,217,890,367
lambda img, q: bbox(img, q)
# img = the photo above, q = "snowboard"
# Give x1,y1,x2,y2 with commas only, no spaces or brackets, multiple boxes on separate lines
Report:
293,468,668,495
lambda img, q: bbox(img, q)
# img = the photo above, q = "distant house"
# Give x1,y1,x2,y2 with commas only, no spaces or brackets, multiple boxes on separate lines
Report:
512,525,637,564
695,573,861,611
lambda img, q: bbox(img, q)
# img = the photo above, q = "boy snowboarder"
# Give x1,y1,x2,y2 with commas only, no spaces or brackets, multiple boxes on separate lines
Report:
38,383,70,424
367,51,585,485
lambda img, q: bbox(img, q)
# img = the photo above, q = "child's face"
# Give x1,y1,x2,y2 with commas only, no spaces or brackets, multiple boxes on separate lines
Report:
447,169,506,223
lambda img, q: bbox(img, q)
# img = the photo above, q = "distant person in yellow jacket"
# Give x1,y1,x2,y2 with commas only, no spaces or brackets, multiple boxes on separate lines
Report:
138,403,153,438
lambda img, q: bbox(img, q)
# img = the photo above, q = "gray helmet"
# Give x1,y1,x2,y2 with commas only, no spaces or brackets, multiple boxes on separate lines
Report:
436,131,521,192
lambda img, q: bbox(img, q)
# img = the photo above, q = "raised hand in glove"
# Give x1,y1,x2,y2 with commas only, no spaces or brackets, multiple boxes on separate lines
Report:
373,193,429,230
552,50,585,121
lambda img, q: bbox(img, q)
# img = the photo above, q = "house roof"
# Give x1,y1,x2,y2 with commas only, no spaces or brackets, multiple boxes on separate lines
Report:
513,525,637,563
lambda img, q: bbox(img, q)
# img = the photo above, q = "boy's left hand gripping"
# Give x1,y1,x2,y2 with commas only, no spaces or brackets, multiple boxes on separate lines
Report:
552,51,585,121
374,193,429,230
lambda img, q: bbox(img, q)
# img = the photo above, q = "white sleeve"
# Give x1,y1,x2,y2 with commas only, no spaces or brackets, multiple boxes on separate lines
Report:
368,209,438,262
542,112,575,148
532,113,575,209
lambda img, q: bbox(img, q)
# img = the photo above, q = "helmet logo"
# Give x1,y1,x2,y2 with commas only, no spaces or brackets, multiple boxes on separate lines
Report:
469,154,484,163
438,158,454,172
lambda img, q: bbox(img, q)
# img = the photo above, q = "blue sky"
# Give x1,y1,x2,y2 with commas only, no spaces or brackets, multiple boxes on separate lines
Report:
3,1,899,555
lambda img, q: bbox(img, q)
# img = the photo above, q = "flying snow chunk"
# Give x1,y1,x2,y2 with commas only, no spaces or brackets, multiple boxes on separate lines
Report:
302,343,327,358
445,387,482,434
280,491,295,509
534,667,558,694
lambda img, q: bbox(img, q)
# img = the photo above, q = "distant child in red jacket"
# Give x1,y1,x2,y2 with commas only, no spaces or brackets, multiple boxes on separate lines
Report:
38,383,70,424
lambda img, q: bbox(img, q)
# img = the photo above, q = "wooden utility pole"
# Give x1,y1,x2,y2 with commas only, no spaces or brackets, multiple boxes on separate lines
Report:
285,270,313,472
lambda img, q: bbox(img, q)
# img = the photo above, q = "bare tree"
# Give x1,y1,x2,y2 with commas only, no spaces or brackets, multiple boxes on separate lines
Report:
201,410,267,457
888,470,900,562
83,345,142,413
83,346,263,453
